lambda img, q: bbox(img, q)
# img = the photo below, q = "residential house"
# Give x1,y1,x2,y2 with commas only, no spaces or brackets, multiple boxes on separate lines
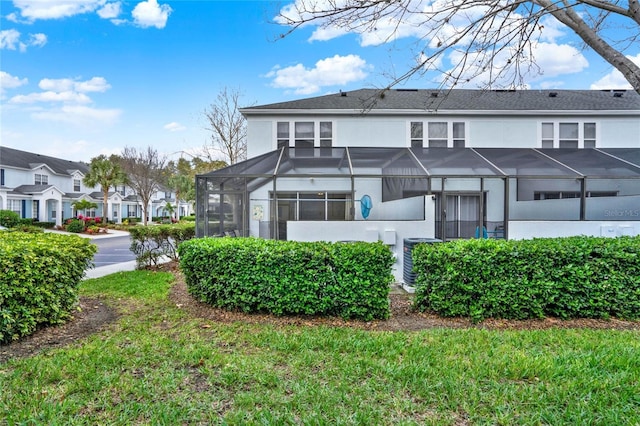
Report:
196,89,640,282
0,147,192,226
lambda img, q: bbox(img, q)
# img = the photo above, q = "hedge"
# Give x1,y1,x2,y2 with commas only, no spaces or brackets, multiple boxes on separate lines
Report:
129,222,196,268
412,236,640,322
0,232,97,343
178,238,394,321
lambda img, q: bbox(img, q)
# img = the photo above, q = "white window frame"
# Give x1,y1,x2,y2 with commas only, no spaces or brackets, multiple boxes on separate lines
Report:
275,121,334,149
408,121,467,148
8,199,22,216
34,173,48,185
73,179,81,192
539,121,598,148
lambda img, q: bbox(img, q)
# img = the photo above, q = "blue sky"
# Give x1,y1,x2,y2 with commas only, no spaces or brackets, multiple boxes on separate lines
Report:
1,0,638,163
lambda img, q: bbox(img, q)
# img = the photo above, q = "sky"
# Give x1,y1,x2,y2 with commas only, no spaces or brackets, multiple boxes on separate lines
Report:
1,0,639,164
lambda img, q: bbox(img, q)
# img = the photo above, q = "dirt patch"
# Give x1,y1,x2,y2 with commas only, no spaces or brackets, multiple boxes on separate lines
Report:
2,265,639,363
0,298,117,364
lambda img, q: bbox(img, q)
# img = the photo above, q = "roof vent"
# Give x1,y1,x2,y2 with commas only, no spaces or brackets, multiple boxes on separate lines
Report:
613,91,624,97
430,92,439,98
548,92,557,97
339,90,347,97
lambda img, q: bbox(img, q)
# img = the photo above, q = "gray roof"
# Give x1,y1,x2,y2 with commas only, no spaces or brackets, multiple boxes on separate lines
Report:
11,184,54,194
241,88,640,113
0,146,90,175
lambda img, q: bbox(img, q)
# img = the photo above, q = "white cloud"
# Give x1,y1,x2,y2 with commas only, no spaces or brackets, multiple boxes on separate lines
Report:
32,105,121,125
10,91,93,104
0,29,47,51
0,71,28,97
29,33,48,47
12,0,105,20
267,54,370,94
98,1,121,19
440,42,588,88
11,0,123,23
38,77,111,93
164,122,186,132
590,53,640,90
0,29,21,50
132,0,172,29
531,42,588,78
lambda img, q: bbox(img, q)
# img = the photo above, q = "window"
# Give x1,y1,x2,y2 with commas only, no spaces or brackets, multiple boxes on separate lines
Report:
34,173,48,185
73,179,81,192
584,123,596,148
452,122,466,147
410,121,466,147
410,122,423,148
277,121,334,150
541,122,554,148
559,123,579,148
32,200,39,220
540,122,597,148
1,169,4,186
274,192,352,221
428,122,448,147
8,199,22,216
534,191,617,200
319,121,333,152
294,122,314,149
277,122,289,149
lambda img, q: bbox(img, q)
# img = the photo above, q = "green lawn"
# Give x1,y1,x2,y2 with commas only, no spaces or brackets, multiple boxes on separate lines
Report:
1,271,639,425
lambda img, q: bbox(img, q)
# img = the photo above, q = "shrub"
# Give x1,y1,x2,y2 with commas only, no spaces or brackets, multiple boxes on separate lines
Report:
178,238,394,321
412,236,640,322
8,225,44,234
0,210,20,228
0,232,97,343
129,222,196,268
65,219,86,233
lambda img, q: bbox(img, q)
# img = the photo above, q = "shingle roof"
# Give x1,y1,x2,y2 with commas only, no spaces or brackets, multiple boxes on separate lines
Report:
11,184,54,194
0,146,90,175
242,89,640,112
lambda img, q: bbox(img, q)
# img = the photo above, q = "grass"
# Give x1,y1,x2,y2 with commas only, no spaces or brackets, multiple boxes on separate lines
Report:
1,272,639,425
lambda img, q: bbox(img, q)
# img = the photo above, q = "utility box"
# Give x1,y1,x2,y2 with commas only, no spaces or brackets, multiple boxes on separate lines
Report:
403,238,442,287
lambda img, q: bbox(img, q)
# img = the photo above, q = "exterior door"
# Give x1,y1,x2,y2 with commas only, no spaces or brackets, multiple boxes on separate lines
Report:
436,193,482,240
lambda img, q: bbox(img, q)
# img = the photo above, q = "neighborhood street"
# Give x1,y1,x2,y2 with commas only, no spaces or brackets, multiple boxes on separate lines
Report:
91,234,136,268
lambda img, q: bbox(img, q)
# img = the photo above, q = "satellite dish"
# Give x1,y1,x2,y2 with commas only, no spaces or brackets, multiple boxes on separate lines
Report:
360,194,372,219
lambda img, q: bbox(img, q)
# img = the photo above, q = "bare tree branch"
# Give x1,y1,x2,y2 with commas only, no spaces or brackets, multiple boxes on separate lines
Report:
276,0,640,94
202,87,251,165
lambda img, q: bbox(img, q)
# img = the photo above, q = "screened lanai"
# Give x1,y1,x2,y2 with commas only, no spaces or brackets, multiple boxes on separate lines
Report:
195,147,640,240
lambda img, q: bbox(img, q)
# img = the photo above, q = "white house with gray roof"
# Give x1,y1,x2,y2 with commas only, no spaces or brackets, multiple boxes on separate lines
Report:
196,88,640,283
0,146,192,226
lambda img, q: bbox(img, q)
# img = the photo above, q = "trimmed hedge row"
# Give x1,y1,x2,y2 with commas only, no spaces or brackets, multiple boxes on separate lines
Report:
129,223,196,268
413,236,640,322
0,232,97,343
178,238,394,321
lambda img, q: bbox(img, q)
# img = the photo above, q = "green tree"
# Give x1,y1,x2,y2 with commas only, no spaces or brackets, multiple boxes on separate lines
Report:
83,155,128,224
165,156,226,220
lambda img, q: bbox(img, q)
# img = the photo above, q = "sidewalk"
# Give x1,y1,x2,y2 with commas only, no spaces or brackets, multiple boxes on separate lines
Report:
84,260,138,279
45,228,131,239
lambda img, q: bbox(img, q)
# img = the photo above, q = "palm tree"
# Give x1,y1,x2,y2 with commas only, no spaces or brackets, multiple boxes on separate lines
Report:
83,155,128,224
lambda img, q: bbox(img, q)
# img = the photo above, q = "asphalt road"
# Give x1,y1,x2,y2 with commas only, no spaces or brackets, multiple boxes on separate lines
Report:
91,235,136,268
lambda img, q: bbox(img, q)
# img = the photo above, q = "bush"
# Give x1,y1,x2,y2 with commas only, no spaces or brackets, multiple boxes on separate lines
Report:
129,222,196,268
65,218,86,233
412,236,640,322
0,210,20,228
7,225,44,234
178,238,394,321
0,232,97,343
